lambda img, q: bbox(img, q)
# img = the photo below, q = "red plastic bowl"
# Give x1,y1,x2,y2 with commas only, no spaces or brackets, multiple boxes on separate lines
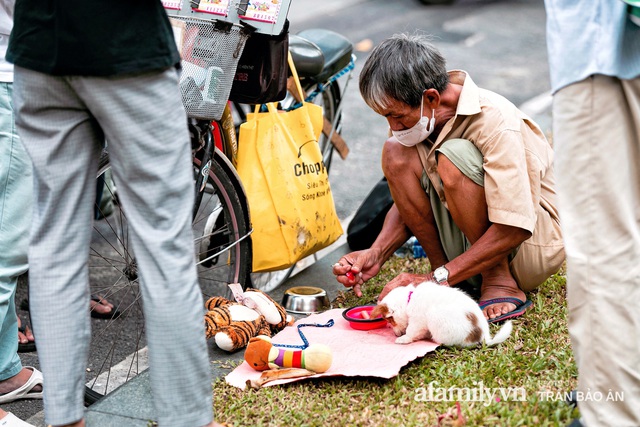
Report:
342,305,387,330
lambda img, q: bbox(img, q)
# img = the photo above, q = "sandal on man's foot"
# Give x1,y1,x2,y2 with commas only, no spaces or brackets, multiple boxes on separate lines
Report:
17,318,36,353
0,367,43,404
478,297,532,324
17,326,36,353
0,412,37,427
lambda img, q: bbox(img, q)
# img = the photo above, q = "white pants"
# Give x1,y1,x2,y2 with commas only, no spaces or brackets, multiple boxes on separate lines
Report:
553,75,640,427
13,66,213,427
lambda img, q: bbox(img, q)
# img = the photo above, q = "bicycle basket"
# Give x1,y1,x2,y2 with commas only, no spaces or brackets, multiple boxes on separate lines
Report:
173,17,250,120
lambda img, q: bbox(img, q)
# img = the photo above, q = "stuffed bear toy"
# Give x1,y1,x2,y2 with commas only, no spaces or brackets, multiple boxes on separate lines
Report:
204,287,293,352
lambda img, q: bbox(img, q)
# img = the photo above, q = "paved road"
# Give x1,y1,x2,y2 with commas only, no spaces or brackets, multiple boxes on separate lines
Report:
289,0,551,221
7,0,552,424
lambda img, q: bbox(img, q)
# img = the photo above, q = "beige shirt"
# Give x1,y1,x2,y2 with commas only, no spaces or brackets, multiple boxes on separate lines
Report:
422,70,560,235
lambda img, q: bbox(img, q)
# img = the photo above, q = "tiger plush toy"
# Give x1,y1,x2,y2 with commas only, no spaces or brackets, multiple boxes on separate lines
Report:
204,288,293,352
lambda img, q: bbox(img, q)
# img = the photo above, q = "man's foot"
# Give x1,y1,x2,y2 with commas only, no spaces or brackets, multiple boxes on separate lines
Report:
20,295,119,319
478,281,526,321
17,295,119,350
90,295,118,319
0,367,43,403
17,318,36,353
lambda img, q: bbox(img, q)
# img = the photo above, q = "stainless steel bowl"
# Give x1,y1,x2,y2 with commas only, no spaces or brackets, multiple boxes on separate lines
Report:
281,286,331,314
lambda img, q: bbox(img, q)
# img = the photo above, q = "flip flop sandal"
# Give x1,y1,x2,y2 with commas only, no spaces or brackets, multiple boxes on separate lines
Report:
17,326,36,353
0,367,43,404
18,326,37,353
0,412,37,427
478,297,533,324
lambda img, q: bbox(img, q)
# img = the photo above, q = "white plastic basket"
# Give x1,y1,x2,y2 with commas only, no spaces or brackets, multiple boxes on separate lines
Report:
171,17,249,120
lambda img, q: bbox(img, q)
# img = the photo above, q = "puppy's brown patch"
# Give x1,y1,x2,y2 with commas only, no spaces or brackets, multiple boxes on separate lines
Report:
371,304,397,326
465,312,483,343
370,304,388,319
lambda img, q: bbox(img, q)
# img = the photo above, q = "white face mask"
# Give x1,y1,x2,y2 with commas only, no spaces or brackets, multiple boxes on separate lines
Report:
391,95,436,147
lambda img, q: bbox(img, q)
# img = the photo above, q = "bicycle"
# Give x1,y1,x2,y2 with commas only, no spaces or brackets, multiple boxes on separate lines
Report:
85,21,354,404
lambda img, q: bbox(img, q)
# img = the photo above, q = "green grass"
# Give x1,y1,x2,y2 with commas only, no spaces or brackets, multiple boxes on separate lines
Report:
213,257,578,426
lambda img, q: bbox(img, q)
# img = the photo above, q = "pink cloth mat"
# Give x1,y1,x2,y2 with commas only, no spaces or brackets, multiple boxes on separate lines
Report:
225,308,439,389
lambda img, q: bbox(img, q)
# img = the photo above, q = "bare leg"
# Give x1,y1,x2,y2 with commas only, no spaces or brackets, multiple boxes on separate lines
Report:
382,141,448,268
437,154,525,319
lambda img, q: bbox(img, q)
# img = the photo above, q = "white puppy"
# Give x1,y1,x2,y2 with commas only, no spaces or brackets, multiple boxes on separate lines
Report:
371,281,513,347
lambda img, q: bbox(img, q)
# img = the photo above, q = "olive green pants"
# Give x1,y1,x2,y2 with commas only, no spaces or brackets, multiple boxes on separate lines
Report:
416,138,564,292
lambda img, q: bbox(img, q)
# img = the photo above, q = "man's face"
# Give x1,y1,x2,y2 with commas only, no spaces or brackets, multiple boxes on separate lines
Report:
378,98,421,132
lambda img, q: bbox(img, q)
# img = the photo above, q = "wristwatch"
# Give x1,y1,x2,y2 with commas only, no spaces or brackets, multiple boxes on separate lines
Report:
433,265,450,285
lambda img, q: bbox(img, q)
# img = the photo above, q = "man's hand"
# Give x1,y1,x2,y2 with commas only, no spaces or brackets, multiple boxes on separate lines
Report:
377,272,431,302
332,249,382,297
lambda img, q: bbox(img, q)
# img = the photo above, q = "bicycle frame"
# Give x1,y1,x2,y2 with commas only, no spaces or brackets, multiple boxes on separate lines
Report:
208,105,239,166
192,114,252,266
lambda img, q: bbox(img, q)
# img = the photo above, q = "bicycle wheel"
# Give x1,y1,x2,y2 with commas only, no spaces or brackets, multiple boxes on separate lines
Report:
249,79,342,292
85,149,251,405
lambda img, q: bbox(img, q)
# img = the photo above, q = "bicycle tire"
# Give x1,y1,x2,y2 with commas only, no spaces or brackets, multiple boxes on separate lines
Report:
249,79,342,292
84,147,251,405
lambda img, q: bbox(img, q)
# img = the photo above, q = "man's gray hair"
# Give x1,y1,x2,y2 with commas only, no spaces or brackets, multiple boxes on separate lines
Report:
359,33,449,113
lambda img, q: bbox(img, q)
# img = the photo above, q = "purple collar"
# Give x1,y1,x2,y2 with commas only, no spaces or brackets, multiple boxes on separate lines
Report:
407,290,413,304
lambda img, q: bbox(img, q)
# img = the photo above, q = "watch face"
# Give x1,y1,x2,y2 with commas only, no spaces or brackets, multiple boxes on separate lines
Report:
434,267,448,282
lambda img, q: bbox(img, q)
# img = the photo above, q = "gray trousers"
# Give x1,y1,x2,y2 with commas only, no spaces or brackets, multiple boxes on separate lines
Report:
13,66,213,427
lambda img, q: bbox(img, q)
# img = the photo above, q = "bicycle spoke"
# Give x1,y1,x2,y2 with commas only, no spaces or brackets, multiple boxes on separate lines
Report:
92,222,134,263
86,149,250,404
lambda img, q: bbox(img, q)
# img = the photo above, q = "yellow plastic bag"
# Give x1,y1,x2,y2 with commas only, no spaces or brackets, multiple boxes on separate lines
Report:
236,53,343,272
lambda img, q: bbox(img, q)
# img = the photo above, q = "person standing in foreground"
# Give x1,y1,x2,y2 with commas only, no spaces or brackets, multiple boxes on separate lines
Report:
544,1,640,426
0,1,40,425
7,1,220,426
